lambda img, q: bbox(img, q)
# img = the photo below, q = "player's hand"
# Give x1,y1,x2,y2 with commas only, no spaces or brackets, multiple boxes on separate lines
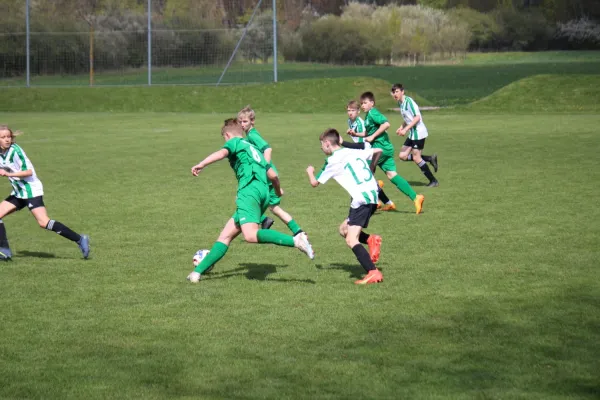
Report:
277,187,284,197
397,128,407,136
347,129,356,136
365,136,374,143
0,170,8,177
306,166,315,175
191,164,203,176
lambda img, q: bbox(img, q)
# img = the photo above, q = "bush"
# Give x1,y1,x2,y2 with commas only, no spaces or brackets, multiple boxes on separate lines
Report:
449,7,500,50
552,18,600,50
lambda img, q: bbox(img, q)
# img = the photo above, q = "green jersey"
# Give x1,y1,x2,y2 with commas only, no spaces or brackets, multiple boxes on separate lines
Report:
364,107,394,157
223,137,269,191
246,127,278,174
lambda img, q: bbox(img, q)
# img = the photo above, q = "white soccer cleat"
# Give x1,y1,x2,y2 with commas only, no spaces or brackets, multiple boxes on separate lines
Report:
294,232,315,260
187,271,201,283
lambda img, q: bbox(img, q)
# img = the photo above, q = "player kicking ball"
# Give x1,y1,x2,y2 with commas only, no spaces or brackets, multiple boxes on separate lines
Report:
187,119,314,283
306,128,383,285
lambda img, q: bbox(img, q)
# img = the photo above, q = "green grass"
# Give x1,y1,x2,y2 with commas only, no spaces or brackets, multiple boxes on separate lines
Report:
462,51,600,65
0,77,426,113
466,75,600,113
3,54,600,106
0,111,599,399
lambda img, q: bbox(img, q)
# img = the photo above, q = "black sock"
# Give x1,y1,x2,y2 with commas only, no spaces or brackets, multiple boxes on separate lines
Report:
0,219,9,248
46,220,81,243
359,231,370,244
418,160,437,183
378,187,391,204
422,155,432,162
352,244,376,272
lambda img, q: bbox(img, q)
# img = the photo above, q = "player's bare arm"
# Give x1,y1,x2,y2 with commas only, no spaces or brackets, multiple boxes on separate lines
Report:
263,148,273,163
191,149,229,176
267,167,284,197
366,121,390,142
0,169,33,178
398,115,420,136
306,166,319,187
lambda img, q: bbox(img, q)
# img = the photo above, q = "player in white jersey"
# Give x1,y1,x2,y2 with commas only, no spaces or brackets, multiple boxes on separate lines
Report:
0,126,89,260
345,100,395,211
390,84,439,187
306,128,384,285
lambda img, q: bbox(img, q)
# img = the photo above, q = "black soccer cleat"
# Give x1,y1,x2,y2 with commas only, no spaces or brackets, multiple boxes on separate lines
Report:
430,154,439,173
261,217,275,230
427,180,439,188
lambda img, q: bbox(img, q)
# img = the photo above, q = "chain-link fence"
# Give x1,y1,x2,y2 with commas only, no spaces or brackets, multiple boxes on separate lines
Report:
1,0,278,87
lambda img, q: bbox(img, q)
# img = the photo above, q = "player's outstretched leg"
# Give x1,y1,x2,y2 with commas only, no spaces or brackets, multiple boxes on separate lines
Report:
270,205,304,236
0,219,11,260
31,207,90,259
345,225,382,285
377,181,395,211
422,154,438,173
188,218,240,283
386,171,424,214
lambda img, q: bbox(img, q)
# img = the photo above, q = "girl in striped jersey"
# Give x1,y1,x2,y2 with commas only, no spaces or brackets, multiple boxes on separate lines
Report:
0,126,89,260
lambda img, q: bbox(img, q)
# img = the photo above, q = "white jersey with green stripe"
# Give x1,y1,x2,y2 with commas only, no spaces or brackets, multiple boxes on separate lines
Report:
316,148,378,209
347,117,367,145
0,144,44,199
400,96,428,140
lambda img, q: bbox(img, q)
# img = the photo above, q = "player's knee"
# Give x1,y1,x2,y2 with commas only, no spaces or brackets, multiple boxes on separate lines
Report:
243,231,259,243
37,218,49,228
386,171,396,179
399,152,409,161
345,236,358,248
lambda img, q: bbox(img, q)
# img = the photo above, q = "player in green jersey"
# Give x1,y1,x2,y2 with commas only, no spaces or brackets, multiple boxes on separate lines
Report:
0,125,90,260
186,119,314,283
391,84,439,187
349,92,425,214
237,105,307,237
345,100,395,212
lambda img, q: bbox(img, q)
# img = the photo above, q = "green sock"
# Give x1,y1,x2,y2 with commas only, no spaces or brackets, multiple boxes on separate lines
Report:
390,175,416,200
194,241,229,274
286,219,302,235
257,229,295,247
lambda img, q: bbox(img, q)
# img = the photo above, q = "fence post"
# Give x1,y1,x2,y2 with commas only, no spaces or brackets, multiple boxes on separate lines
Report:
273,0,277,83
148,0,152,86
25,0,30,87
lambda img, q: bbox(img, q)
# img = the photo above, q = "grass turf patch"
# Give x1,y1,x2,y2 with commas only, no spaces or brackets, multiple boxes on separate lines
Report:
465,75,600,113
0,111,598,399
0,77,427,113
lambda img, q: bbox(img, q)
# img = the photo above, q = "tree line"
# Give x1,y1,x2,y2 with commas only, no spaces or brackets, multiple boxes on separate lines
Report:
1,0,599,77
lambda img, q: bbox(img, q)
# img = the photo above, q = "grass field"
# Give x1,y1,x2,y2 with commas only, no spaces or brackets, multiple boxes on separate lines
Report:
3,51,600,106
0,110,598,399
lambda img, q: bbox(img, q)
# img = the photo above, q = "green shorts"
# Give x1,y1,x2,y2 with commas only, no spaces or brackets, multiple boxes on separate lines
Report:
377,153,397,173
267,184,281,207
232,180,270,226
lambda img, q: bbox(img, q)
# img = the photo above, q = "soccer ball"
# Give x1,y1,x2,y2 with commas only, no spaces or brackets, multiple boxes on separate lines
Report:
192,249,210,267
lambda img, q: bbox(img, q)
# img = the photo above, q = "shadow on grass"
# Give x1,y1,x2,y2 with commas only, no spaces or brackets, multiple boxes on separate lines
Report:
14,251,64,259
206,263,316,284
408,180,428,187
316,263,366,280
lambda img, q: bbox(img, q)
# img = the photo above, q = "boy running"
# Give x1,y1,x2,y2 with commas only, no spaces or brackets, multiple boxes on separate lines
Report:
350,92,425,214
237,106,307,237
306,128,383,285
187,119,314,283
391,84,439,187
0,125,90,260
345,100,395,212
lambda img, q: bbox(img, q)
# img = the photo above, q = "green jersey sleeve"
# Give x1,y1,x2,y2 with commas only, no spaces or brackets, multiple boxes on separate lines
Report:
222,137,237,155
369,108,388,125
246,128,271,153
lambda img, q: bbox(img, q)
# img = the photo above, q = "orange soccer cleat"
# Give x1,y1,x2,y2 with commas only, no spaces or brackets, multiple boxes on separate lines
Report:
414,194,425,214
355,269,383,285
